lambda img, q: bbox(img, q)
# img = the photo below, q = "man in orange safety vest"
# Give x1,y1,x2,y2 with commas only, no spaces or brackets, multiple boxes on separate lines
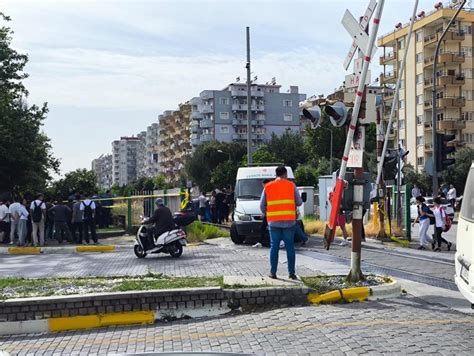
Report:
260,166,303,280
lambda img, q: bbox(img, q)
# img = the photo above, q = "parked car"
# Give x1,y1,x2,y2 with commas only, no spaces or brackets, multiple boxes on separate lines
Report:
410,196,455,221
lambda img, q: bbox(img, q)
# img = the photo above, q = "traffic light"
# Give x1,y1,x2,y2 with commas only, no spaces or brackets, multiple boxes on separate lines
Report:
436,133,456,172
323,102,349,127
302,106,321,128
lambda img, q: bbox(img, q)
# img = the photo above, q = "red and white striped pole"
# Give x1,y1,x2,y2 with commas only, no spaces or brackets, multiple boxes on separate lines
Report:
324,0,385,250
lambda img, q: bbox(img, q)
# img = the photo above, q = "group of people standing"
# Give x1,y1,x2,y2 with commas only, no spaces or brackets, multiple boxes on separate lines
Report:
198,188,234,224
0,191,113,246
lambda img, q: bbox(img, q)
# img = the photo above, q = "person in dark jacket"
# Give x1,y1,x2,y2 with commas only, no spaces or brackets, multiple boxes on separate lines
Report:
144,198,175,237
49,199,72,243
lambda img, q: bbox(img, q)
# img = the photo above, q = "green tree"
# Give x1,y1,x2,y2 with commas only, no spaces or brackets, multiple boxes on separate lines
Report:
266,130,307,169
304,121,346,165
294,165,318,187
0,13,59,193
154,175,170,190
186,141,246,191
440,147,474,194
49,169,97,199
210,161,239,189
403,163,432,195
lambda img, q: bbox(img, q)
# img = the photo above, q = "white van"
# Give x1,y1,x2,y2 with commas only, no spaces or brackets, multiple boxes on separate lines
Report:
230,166,307,244
455,162,474,306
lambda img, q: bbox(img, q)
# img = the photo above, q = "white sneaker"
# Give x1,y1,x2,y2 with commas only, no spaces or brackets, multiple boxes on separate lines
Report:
339,240,348,246
279,241,285,248
252,242,263,248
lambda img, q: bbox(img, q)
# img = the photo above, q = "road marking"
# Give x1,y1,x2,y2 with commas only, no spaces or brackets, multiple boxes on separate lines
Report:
75,245,116,253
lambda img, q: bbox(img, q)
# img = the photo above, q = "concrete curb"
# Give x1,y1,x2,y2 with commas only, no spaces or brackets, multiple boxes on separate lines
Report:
307,278,400,304
0,245,123,255
0,286,309,336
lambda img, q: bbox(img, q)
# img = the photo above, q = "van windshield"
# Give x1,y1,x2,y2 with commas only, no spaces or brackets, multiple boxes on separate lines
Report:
460,167,474,222
236,179,266,200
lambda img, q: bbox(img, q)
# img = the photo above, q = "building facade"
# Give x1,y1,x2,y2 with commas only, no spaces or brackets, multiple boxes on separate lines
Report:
158,104,192,184
378,4,474,171
189,81,306,148
112,136,140,186
91,154,113,190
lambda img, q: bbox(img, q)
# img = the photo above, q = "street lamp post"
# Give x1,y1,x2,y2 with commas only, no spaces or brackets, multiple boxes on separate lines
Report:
217,149,231,162
321,127,333,174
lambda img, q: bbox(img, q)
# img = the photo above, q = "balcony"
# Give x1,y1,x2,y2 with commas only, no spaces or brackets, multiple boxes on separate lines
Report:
424,97,465,109
191,111,203,119
381,71,396,84
424,52,465,67
438,73,465,86
231,104,265,111
200,133,213,142
424,120,433,130
200,119,213,128
190,122,200,133
191,138,200,146
383,90,395,101
380,51,397,65
232,133,247,140
232,119,257,126
437,119,466,130
424,143,433,152
424,31,465,47
201,104,214,113
230,90,265,97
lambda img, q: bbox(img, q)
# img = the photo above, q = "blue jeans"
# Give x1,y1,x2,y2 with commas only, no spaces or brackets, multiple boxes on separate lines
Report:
269,225,296,275
294,222,308,242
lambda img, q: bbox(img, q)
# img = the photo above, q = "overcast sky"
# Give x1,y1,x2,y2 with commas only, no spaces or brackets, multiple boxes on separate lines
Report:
3,0,438,176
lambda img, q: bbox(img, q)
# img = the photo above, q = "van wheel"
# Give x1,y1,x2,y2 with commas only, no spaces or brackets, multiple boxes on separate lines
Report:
230,224,244,244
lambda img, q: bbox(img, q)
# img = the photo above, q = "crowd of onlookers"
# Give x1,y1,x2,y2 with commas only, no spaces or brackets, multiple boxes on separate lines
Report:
0,191,113,247
196,187,234,224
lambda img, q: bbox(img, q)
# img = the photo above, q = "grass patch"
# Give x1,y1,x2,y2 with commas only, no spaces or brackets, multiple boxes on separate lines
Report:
185,221,230,243
0,275,223,300
389,235,411,247
301,275,391,294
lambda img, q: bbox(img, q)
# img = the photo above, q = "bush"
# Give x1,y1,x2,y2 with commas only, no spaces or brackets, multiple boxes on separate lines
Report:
185,221,230,243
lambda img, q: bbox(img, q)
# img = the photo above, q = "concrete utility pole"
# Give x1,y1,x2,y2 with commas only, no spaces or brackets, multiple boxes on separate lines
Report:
246,26,252,166
431,0,466,195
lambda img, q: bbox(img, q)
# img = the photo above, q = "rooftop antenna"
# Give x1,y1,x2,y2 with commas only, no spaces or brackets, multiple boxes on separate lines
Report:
236,76,240,82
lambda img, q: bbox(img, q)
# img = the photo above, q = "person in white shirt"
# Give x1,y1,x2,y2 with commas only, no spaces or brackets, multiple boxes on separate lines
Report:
411,184,421,199
447,184,457,209
18,200,29,247
198,192,207,221
8,196,22,245
30,193,47,246
0,199,10,243
432,197,452,252
80,194,98,244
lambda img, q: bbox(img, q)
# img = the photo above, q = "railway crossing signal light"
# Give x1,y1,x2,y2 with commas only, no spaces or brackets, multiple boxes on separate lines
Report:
302,106,321,128
436,133,456,172
324,102,349,127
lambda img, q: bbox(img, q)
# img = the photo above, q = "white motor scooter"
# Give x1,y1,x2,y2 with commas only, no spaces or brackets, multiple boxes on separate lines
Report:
134,211,195,259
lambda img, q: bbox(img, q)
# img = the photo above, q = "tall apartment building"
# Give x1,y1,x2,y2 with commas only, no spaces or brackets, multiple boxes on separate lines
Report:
91,154,113,190
158,104,192,184
136,131,147,179
189,80,306,148
136,123,160,179
112,136,140,186
378,3,474,171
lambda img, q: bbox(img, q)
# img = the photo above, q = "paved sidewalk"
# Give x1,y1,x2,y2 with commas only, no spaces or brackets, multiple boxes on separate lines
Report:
2,297,473,355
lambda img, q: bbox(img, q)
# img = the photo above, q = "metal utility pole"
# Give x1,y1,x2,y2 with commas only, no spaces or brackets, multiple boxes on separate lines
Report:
325,0,384,260
375,102,387,239
431,0,466,195
246,26,252,166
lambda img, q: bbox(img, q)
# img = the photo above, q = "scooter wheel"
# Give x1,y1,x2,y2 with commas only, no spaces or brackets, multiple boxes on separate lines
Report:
134,244,147,258
169,242,183,258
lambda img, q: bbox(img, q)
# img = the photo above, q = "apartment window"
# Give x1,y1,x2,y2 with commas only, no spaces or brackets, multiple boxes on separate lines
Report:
220,126,229,134
416,74,423,84
463,112,473,121
219,98,229,105
437,112,444,121
416,95,424,105
416,52,423,63
416,136,424,147
462,90,473,100
417,157,424,166
256,113,265,120
399,99,405,109
220,112,229,120
461,47,472,57
416,115,423,125
398,38,405,49
399,119,405,129
416,30,423,42
463,68,472,79
462,24,472,35
283,99,293,107
283,113,293,121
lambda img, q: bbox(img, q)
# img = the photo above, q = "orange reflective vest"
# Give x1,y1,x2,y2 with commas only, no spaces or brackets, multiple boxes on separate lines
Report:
265,179,296,222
